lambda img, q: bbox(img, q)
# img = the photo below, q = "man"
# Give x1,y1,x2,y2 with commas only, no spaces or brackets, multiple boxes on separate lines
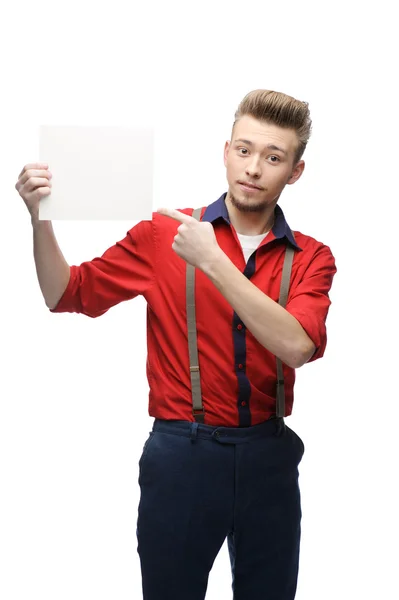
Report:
15,89,337,599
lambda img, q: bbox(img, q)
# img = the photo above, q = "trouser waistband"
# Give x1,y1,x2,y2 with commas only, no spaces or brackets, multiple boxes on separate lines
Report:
152,417,284,445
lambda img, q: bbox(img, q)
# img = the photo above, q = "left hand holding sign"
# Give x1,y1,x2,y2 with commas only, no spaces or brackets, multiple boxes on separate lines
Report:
157,207,222,271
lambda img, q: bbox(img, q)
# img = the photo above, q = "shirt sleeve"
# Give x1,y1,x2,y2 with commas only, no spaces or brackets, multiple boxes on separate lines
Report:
50,218,156,318
286,243,337,362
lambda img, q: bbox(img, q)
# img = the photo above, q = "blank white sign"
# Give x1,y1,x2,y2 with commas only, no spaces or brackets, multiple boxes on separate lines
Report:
38,126,154,220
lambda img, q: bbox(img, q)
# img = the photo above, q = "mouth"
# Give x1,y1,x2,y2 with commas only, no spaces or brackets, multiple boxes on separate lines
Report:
237,181,263,192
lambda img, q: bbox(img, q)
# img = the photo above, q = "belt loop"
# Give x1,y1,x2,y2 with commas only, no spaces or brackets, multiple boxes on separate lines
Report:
190,422,199,441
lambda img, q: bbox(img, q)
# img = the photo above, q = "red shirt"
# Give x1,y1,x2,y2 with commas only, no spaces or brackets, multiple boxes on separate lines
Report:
51,193,337,426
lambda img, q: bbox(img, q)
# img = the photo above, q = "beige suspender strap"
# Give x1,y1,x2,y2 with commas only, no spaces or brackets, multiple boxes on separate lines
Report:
275,241,295,417
186,207,295,423
187,207,205,423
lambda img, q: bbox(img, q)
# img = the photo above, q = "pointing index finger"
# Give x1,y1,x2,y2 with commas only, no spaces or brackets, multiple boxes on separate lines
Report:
157,207,193,224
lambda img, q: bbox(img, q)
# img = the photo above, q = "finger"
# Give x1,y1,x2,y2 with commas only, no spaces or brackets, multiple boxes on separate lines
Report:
35,186,52,199
15,174,49,193
157,207,192,224
19,169,52,187
18,163,48,179
19,176,52,195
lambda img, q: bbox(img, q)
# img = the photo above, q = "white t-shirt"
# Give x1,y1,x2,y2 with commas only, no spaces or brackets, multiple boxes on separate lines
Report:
236,231,270,263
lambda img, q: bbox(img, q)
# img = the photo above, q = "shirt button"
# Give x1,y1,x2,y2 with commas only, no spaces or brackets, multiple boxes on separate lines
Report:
238,364,243,370
237,324,243,331
241,401,247,407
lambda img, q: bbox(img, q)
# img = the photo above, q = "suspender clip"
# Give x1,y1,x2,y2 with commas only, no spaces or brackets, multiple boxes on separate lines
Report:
193,409,205,424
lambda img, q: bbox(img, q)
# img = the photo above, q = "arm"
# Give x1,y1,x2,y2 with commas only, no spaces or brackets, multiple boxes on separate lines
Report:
31,218,71,309
49,219,156,317
16,163,155,316
155,206,336,369
15,164,71,309
203,245,336,369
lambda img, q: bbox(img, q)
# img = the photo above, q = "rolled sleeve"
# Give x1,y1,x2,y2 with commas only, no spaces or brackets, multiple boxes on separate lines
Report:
286,244,337,362
50,218,156,318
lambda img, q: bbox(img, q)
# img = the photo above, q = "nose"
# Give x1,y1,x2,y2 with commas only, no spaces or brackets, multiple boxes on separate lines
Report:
245,156,261,179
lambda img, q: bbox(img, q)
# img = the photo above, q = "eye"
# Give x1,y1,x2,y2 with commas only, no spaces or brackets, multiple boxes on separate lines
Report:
237,147,249,155
268,155,280,163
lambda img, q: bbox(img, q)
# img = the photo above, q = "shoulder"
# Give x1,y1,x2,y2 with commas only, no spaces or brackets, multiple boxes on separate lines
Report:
292,230,337,273
294,229,334,256
124,207,197,236
124,208,200,248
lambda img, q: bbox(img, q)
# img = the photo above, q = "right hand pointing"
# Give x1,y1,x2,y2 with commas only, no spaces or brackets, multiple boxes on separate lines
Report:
15,163,52,221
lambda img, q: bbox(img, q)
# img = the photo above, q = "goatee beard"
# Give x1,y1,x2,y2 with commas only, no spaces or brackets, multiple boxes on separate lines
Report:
230,192,266,214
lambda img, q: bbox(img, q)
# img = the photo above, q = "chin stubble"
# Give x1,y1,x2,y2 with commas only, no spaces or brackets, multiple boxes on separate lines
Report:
230,192,267,214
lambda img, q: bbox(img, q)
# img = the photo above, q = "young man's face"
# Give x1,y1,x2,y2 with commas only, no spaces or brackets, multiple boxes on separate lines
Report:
224,115,305,213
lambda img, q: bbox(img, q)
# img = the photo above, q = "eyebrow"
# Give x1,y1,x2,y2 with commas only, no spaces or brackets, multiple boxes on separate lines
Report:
234,138,288,156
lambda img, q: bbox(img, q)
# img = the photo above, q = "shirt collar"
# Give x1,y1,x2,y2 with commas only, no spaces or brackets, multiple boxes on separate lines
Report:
202,192,301,251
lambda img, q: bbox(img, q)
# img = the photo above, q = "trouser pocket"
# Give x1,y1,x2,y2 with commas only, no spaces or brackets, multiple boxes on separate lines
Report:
285,425,305,458
139,432,156,468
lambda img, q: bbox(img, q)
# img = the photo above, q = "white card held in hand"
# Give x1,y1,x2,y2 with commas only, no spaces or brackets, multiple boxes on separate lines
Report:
39,126,154,220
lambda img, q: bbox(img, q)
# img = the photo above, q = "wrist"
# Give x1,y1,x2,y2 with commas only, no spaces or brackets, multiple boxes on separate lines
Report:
200,249,227,277
31,214,51,229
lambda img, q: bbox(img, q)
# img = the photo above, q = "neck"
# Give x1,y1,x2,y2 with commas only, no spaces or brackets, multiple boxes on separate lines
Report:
225,192,276,236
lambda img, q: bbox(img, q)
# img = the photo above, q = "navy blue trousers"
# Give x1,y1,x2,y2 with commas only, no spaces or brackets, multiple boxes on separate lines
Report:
136,418,304,600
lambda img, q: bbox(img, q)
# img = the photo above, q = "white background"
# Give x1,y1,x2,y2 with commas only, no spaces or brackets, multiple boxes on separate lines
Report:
1,1,398,598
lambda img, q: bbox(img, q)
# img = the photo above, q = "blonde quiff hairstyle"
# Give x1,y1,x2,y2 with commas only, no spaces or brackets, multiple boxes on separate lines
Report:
233,89,312,164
